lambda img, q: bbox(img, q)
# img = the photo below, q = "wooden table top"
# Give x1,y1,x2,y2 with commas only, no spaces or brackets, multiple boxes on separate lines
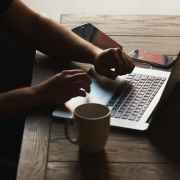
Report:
17,14,180,180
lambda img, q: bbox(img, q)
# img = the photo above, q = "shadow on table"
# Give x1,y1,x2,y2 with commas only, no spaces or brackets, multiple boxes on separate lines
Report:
107,83,180,179
75,150,111,180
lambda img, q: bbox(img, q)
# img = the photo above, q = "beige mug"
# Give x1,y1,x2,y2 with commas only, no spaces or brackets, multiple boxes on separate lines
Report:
64,103,110,154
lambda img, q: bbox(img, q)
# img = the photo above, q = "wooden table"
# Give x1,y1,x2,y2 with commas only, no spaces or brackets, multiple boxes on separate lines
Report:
16,14,180,180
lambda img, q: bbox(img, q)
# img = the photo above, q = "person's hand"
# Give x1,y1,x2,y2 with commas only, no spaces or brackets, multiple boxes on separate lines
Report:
93,48,135,80
32,69,92,105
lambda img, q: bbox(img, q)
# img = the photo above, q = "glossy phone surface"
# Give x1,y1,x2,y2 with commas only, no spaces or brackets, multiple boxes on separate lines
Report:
128,49,176,68
72,23,122,50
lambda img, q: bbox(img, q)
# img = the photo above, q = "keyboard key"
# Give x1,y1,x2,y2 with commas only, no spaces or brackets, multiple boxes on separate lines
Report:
132,100,138,104
155,77,162,80
124,113,131,116
112,106,119,110
139,103,145,106
118,109,124,112
121,106,128,109
126,110,133,113
140,111,145,115
128,115,136,121
135,118,141,121
114,112,123,118
121,116,128,119
109,99,117,103
132,112,138,116
139,80,145,83
136,106,143,109
142,97,148,100
148,76,155,80
111,109,117,117
139,92,145,95
154,80,160,83
134,109,140,113
134,74,142,81
134,97,141,101
141,75,149,80
127,97,134,100
106,102,114,106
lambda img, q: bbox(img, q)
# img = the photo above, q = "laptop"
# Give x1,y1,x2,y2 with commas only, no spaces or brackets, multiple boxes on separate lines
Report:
52,52,180,131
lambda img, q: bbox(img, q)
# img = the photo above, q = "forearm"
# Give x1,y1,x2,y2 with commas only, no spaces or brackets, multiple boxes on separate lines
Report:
28,14,102,64
0,87,39,122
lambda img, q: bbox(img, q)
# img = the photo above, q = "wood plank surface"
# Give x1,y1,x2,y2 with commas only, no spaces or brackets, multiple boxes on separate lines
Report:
17,14,180,180
46,162,180,180
46,15,180,180
61,14,180,36
48,84,180,163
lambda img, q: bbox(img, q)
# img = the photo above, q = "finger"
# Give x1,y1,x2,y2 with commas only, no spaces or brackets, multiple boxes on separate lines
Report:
125,54,135,73
66,72,92,85
117,48,130,75
68,80,91,93
97,68,117,80
61,69,86,75
68,89,87,100
106,48,122,75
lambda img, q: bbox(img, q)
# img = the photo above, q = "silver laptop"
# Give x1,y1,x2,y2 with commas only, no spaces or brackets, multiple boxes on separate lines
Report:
53,53,180,131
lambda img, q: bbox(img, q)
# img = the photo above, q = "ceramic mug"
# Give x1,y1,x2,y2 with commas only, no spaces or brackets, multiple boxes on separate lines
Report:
64,103,110,154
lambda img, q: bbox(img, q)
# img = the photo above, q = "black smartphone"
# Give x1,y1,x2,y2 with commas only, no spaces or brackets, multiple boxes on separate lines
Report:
128,49,176,68
72,23,122,50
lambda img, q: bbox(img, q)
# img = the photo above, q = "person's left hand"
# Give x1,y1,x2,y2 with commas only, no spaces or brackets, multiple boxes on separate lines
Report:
93,48,135,80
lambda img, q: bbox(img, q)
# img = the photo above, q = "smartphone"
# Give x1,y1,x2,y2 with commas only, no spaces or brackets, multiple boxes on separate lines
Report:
128,49,176,68
72,23,122,50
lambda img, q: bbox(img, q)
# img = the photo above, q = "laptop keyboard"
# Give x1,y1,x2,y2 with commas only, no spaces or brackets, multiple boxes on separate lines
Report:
106,73,166,121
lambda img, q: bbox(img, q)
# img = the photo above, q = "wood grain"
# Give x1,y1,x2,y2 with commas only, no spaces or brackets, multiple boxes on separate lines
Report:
61,14,180,36
47,14,180,180
17,14,180,180
46,162,180,180
110,36,180,56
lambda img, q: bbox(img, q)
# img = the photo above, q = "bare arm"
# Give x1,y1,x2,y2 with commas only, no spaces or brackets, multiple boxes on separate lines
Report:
0,0,101,64
0,0,134,75
0,0,134,122
0,70,92,122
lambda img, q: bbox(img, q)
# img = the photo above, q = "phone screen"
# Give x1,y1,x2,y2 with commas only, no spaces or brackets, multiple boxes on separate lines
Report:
128,49,176,67
72,23,122,50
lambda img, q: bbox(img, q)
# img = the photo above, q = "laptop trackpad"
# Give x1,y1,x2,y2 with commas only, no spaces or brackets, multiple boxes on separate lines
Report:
52,66,124,118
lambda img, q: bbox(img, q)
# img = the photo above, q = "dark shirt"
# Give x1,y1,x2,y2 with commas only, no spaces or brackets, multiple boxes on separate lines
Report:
0,0,13,16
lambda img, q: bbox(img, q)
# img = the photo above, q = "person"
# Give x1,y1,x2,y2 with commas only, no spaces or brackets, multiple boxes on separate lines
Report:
0,0,134,179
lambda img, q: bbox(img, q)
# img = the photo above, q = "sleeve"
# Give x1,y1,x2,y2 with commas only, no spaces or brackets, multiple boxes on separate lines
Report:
0,0,13,16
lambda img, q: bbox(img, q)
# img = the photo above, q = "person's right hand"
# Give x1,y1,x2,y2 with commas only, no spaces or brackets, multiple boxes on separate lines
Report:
32,69,92,105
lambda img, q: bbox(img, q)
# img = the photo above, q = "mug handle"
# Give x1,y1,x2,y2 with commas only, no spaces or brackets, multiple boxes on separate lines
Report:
64,118,79,145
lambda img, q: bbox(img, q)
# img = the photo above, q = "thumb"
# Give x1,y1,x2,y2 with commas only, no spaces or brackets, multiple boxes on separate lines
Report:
99,68,117,80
